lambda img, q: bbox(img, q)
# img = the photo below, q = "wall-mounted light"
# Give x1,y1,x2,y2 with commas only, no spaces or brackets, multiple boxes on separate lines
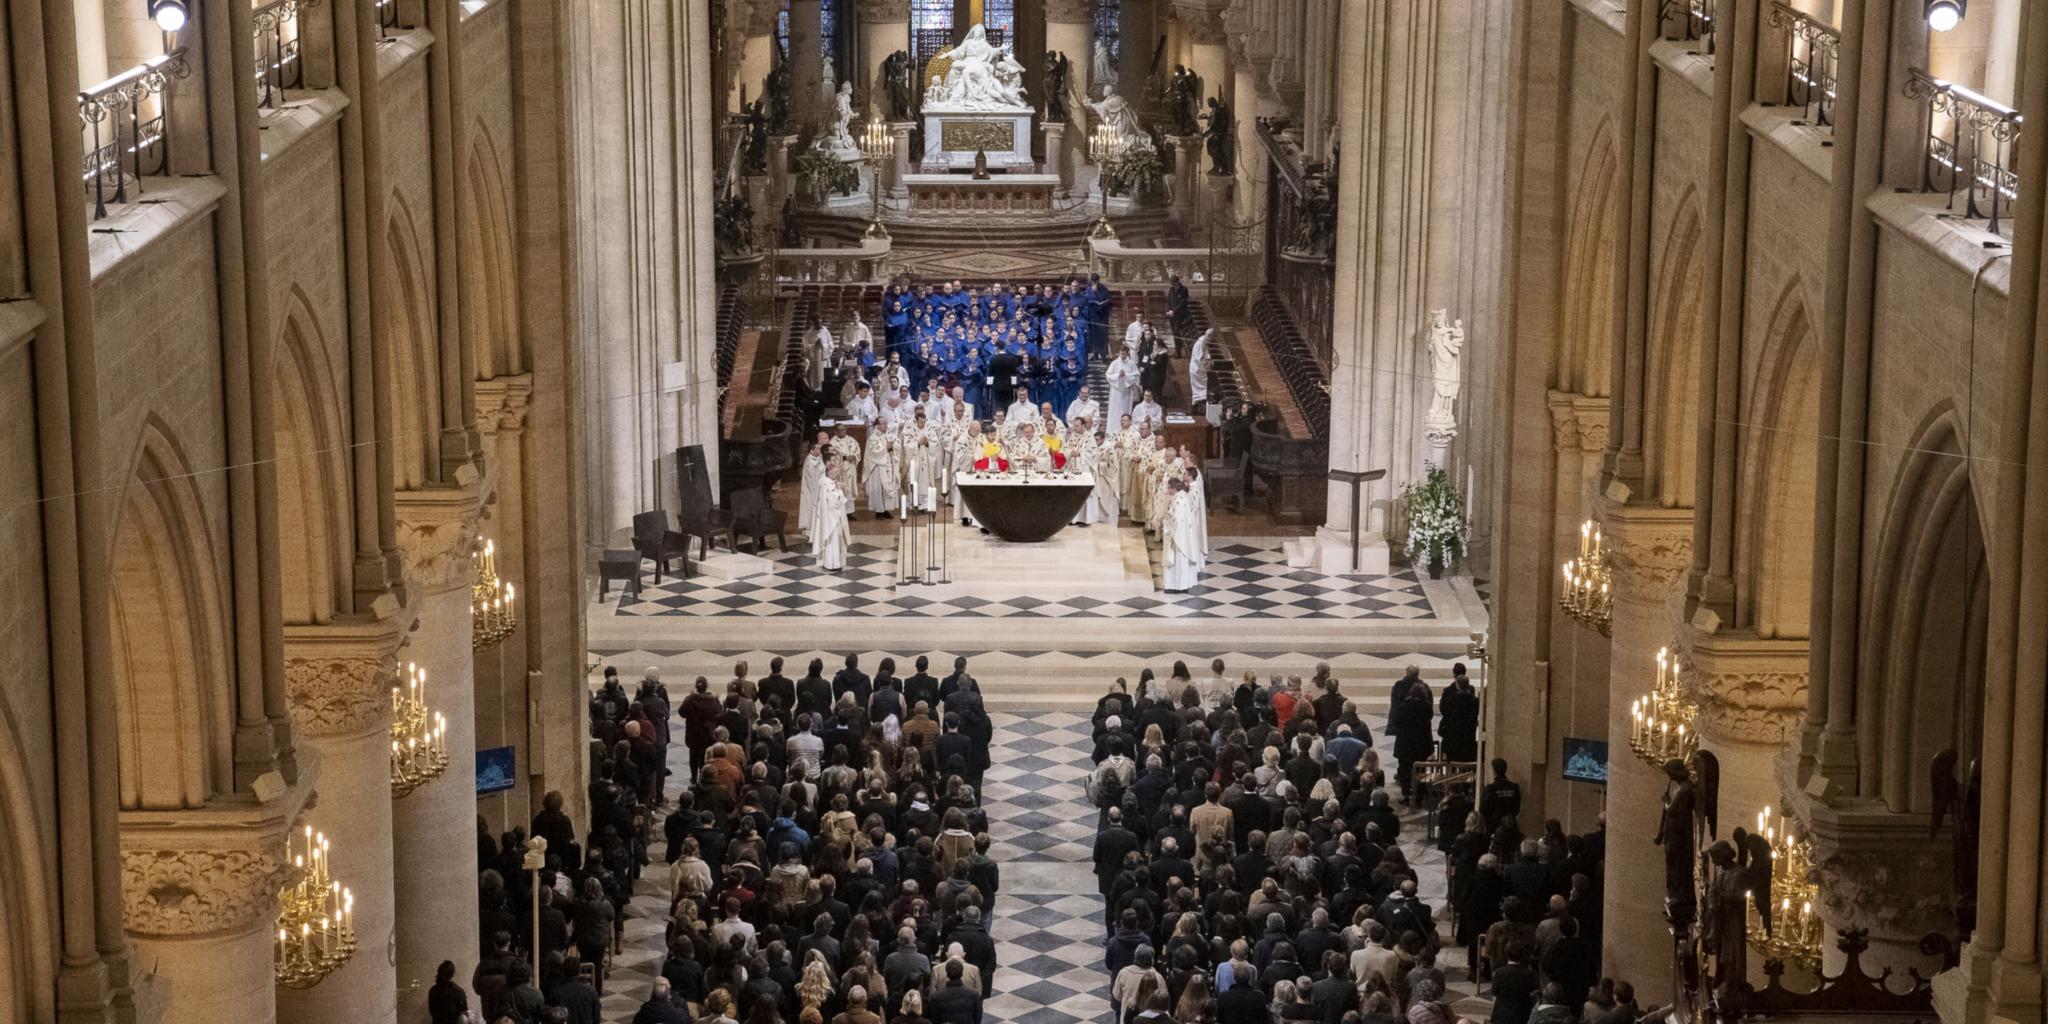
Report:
1926,0,1965,32
148,0,188,33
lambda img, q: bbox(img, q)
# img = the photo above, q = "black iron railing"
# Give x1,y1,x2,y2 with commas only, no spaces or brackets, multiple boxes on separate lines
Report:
1905,67,2023,235
1766,2,1839,131
78,48,191,221
1663,0,1715,56
253,0,319,110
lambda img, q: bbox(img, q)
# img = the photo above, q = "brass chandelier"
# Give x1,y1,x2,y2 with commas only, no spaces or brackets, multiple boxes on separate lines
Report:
1559,519,1613,635
1746,805,1823,972
471,538,517,650
390,661,449,797
274,822,356,988
1628,646,1699,767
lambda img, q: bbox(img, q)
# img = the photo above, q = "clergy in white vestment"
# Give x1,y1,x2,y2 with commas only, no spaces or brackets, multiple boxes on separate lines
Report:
1038,403,1065,439
1120,419,1151,523
1124,314,1149,351
810,322,837,389
1132,390,1165,432
923,384,955,424
827,426,863,506
1066,393,1101,429
1005,389,1037,426
949,420,987,526
989,410,1012,444
1105,349,1141,425
864,423,903,517
1161,478,1203,592
1069,417,1117,525
878,394,910,431
798,432,829,537
846,311,873,353
1004,421,1053,473
810,474,853,571
901,410,944,511
844,382,879,425
1188,329,1213,406
1146,443,1182,533
1182,453,1209,561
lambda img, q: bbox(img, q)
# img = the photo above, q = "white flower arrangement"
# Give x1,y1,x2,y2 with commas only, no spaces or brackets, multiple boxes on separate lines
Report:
1402,462,1469,577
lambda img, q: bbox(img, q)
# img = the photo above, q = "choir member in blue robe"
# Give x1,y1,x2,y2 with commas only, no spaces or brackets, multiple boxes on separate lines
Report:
1085,274,1114,360
884,281,913,354
960,349,986,418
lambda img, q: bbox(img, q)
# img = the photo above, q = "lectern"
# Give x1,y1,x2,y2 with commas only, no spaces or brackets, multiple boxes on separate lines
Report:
1327,467,1386,574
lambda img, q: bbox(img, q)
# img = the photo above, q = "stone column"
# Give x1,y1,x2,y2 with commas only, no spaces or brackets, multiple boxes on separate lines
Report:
1301,0,1440,575
1301,0,1336,159
276,613,414,1024
1042,122,1071,195
1595,497,1693,989
1229,12,1263,223
1673,629,1807,830
1546,395,1612,829
1044,0,1093,175
573,0,724,540
888,123,913,193
391,482,485,1016
1168,134,1202,216
1267,0,1303,118
734,0,783,112
857,0,910,117
1174,0,1229,124
791,0,825,131
474,377,534,830
119,772,317,1024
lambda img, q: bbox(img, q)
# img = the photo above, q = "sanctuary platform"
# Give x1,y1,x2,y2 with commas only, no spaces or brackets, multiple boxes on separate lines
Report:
904,173,1060,214
943,525,1154,601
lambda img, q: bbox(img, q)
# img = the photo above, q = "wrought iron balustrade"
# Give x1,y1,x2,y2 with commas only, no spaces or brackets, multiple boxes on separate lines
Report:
1767,2,1839,131
1905,67,2023,235
253,0,320,110
78,48,191,221
1662,0,1715,55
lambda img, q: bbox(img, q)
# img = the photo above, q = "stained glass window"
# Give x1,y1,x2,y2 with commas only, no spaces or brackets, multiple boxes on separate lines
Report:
1094,0,1121,64
820,0,840,82
911,0,954,87
982,0,1015,47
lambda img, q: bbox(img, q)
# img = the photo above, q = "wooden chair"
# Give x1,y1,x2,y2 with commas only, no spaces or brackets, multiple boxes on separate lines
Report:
728,487,789,553
631,511,693,582
675,496,736,559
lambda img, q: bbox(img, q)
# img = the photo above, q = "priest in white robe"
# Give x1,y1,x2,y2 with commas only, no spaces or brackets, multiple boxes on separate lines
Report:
1132,390,1165,432
1182,454,1209,561
864,423,903,518
1066,392,1101,430
827,426,863,508
846,311,874,354
844,382,879,425
1124,314,1149,351
901,410,944,511
1004,421,1053,474
799,432,829,537
1005,388,1038,426
810,472,853,572
1188,329,1213,407
1161,477,1202,592
1105,348,1141,426
810,321,837,390
949,420,987,527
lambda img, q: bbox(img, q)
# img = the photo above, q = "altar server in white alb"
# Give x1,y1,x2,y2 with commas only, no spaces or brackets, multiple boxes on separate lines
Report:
810,470,853,571
1066,390,1100,431
799,432,829,537
1132,389,1165,432
902,409,945,512
1188,328,1213,408
1161,476,1203,593
1105,347,1141,426
864,422,903,518
809,320,837,389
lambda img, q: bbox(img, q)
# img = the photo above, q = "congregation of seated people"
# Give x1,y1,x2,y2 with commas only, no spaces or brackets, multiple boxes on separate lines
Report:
1084,661,1633,1024
451,654,1004,1024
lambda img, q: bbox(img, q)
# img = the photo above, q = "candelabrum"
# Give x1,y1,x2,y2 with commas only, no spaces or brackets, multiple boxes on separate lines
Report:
471,538,517,650
859,116,894,241
390,661,449,798
1746,805,1823,972
1558,519,1613,636
275,822,357,988
1628,646,1699,768
1088,123,1121,240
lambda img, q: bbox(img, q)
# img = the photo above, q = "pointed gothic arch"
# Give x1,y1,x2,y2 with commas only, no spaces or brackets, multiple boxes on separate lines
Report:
1556,119,1619,398
273,288,352,624
385,195,441,489
463,129,524,380
1734,283,1821,639
1643,187,1706,509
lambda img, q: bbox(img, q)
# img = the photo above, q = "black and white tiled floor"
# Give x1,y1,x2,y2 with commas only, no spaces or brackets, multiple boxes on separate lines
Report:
607,539,1436,621
600,708,1487,1024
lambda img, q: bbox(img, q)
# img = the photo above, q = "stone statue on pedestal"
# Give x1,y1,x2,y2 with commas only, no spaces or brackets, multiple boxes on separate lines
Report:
1044,50,1072,122
1285,169,1336,259
766,54,794,135
1202,96,1235,175
1930,749,1982,935
742,98,770,174
1083,89,1148,156
1092,39,1119,98
881,50,916,122
923,25,1029,110
1424,309,1464,446
1655,751,1718,927
1702,841,1749,987
829,80,858,153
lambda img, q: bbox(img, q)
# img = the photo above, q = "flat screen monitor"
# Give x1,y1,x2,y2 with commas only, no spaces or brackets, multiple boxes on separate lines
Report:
476,746,518,795
1562,737,1608,784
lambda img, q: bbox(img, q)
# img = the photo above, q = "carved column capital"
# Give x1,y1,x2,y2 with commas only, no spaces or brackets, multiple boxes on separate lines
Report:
394,476,486,595
1597,499,1693,597
1780,789,1960,944
856,0,910,22
475,374,534,439
118,772,318,938
283,611,417,739
1670,627,1809,747
1174,0,1230,45
1547,391,1610,455
1043,0,1094,23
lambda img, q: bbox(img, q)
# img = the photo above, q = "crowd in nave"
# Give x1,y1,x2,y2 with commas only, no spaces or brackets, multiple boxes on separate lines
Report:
1086,663,1644,1024
445,656,1008,1024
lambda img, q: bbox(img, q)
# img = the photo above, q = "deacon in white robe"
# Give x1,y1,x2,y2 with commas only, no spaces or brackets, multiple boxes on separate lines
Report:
810,322,837,389
827,427,863,508
1004,422,1053,474
1005,390,1038,426
1124,314,1149,350
1105,350,1141,426
1182,453,1209,562
1069,418,1115,525
877,354,909,396
798,433,829,536
864,424,903,517
923,385,955,424
949,421,988,527
901,412,944,511
1161,478,1203,592
1066,393,1101,430
810,474,853,571
878,395,910,431
1132,390,1165,432
844,383,879,425
1188,329,1213,406
846,311,874,353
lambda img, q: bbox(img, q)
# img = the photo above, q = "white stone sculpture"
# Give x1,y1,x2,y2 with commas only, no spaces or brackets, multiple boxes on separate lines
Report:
1424,308,1464,446
1083,89,1148,156
923,25,1029,110
1092,39,1119,97
829,81,858,153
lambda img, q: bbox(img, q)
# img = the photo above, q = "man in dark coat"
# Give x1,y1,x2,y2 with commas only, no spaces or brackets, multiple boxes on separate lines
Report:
1389,681,1434,803
679,677,724,772
1490,945,1539,1024
1438,663,1480,762
929,960,984,1024
832,653,872,706
1094,808,1141,895
796,658,833,720
945,905,999,996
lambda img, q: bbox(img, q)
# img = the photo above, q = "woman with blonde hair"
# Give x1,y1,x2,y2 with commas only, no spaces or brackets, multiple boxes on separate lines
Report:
890,989,929,1024
797,949,837,1013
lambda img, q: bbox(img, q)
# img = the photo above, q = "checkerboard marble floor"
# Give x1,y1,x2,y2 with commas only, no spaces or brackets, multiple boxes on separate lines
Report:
599,709,1489,1024
605,537,1437,621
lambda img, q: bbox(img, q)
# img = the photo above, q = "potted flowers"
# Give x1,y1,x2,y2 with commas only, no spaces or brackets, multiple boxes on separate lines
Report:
1101,145,1167,206
1401,462,1469,579
792,147,860,207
